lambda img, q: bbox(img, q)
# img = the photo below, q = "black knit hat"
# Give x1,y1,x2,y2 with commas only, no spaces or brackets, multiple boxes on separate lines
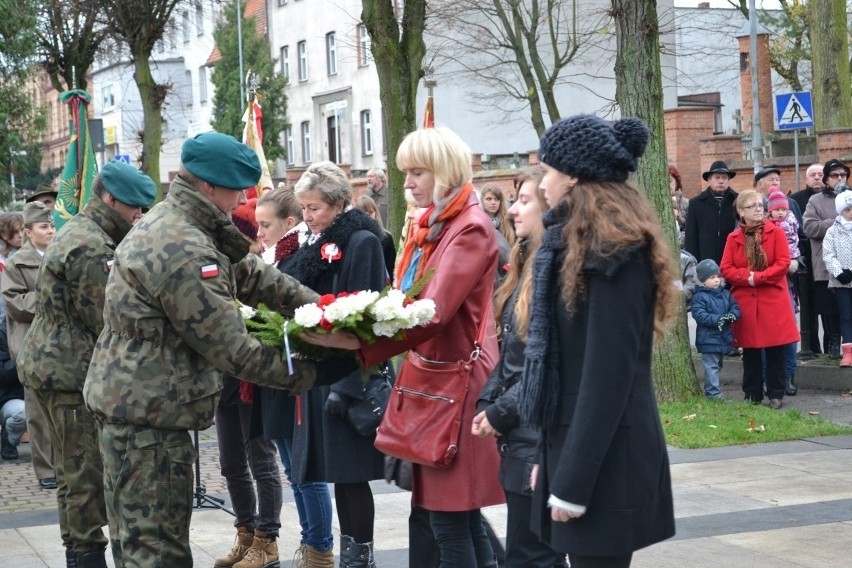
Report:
823,159,850,184
538,114,649,183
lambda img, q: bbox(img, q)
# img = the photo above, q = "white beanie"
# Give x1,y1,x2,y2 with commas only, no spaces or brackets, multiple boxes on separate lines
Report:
835,191,852,215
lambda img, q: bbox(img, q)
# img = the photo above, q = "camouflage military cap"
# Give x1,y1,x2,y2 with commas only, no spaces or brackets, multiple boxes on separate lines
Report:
23,201,51,225
102,161,157,207
181,132,261,190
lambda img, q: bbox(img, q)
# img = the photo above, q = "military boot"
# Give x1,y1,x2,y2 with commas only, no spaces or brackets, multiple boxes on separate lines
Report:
65,548,78,568
76,548,108,568
215,526,255,567
234,531,279,568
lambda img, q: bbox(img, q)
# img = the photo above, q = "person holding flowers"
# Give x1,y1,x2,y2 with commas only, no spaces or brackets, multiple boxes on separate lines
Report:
287,161,389,567
307,127,505,568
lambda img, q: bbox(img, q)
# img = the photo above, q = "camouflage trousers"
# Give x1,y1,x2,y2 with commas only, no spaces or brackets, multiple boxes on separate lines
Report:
33,389,107,552
99,423,195,568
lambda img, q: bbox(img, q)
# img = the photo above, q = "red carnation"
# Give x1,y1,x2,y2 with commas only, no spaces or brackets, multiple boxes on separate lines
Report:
318,294,336,308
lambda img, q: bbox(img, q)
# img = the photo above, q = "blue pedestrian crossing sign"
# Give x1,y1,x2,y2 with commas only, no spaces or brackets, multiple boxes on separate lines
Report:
774,91,814,130
114,153,132,164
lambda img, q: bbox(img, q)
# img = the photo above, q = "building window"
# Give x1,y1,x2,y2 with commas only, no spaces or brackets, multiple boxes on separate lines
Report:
182,11,190,43
358,24,371,66
102,85,116,110
285,127,295,165
198,66,208,103
278,0,287,5
361,110,373,156
185,70,193,106
280,46,290,83
326,32,337,76
297,41,308,82
301,121,312,163
195,2,204,36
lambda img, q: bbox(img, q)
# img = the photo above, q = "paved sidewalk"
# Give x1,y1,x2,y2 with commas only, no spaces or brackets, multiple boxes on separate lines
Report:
3,393,852,567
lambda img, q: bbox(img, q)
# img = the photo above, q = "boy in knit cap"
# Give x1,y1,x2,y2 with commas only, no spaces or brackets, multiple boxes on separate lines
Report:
691,259,741,399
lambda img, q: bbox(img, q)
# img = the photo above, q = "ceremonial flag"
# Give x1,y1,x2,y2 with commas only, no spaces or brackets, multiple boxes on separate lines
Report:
54,90,98,229
242,98,272,197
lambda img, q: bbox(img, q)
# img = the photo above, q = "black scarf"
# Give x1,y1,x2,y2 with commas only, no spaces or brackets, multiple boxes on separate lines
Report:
520,201,569,429
289,208,382,290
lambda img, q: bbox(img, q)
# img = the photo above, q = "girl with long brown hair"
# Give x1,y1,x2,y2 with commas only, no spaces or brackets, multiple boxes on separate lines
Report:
480,183,515,245
473,166,566,567
520,114,676,568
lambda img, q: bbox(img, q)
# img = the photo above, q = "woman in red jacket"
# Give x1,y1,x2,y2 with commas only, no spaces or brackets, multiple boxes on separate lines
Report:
308,126,505,567
720,189,800,408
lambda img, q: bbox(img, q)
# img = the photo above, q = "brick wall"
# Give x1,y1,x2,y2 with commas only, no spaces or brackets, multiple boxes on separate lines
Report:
665,107,717,198
738,33,774,136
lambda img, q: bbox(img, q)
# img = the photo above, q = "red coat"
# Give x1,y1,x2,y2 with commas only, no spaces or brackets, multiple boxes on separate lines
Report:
359,194,505,512
720,221,799,348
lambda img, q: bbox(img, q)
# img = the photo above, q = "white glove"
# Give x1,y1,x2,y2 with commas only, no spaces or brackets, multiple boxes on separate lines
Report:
788,258,799,274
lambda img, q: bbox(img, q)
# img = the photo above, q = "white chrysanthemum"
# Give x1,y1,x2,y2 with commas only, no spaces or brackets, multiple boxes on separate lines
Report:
369,290,408,321
294,303,324,328
408,299,436,325
373,320,404,338
238,304,257,320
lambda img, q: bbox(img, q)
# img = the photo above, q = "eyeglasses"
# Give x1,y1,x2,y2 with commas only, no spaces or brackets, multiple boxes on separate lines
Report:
829,173,849,180
742,203,764,210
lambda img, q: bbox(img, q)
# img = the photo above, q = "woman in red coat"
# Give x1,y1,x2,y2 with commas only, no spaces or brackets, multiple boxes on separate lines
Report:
720,189,800,408
308,126,505,567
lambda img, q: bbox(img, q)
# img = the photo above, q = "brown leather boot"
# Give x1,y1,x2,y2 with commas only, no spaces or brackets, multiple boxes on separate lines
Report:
292,543,334,568
234,531,279,568
214,526,255,567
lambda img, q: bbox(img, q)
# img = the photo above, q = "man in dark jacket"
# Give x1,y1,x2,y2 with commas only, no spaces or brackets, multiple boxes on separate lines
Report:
0,317,24,461
684,161,738,264
790,163,825,353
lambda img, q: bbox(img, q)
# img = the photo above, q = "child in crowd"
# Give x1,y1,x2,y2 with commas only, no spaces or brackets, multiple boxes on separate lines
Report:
822,192,852,367
691,259,741,399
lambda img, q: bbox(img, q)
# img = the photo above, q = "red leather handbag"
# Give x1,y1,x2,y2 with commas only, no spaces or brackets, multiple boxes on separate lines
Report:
374,312,488,469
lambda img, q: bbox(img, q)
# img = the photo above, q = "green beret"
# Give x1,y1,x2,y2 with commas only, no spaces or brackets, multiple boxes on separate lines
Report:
23,201,52,225
26,184,58,203
181,132,261,190
102,161,157,207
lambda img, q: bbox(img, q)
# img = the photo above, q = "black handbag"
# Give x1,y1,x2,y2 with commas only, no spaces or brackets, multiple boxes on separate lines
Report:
347,368,393,436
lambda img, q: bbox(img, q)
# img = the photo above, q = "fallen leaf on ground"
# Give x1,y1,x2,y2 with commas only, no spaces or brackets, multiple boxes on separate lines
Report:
747,423,766,433
682,414,697,421
808,411,820,416
708,425,717,429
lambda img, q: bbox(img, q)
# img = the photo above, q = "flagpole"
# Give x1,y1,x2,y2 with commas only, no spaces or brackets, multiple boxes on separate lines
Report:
237,0,245,105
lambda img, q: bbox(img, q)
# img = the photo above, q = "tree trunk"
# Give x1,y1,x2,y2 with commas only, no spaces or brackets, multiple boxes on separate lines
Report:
810,0,852,129
612,0,700,402
134,55,164,202
361,0,427,239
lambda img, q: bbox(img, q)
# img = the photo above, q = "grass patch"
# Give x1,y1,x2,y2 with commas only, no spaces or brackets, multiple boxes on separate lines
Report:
659,398,852,449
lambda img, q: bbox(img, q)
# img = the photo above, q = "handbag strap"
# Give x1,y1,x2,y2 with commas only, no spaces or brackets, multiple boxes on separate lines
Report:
468,296,492,363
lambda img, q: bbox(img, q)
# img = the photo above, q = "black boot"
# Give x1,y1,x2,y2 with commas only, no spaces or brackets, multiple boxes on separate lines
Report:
786,375,798,396
76,549,108,568
0,428,18,460
65,548,78,568
339,535,354,568
348,539,376,568
829,334,842,359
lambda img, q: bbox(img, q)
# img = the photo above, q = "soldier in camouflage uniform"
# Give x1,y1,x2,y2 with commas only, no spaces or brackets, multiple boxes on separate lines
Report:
17,161,157,568
83,132,322,568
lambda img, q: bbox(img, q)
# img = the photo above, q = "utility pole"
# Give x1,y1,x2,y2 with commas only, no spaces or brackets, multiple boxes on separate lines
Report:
749,0,763,172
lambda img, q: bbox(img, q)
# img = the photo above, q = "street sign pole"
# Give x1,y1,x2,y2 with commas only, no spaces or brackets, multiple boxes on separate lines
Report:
794,130,800,191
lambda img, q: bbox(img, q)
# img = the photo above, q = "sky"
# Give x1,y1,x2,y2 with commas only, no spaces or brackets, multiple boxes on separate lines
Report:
673,0,783,7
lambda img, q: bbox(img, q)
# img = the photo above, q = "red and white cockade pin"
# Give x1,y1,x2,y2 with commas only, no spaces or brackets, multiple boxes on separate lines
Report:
106,259,114,270
320,242,342,263
201,263,219,279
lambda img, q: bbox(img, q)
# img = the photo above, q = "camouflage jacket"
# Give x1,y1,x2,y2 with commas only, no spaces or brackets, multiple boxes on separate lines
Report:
83,176,319,431
0,241,41,366
17,195,133,392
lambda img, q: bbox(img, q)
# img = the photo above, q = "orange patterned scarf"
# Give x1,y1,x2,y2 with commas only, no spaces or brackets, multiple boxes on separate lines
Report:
395,182,474,287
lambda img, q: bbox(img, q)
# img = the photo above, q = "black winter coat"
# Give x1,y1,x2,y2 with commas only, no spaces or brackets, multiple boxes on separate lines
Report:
0,318,22,409
684,187,738,263
532,248,675,557
477,288,540,495
288,210,387,484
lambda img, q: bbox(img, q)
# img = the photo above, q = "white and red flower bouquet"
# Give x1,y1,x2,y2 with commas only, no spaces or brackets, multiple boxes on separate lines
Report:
241,278,435,361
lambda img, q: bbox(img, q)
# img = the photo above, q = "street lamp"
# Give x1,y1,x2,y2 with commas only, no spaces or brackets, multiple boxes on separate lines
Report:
9,149,27,191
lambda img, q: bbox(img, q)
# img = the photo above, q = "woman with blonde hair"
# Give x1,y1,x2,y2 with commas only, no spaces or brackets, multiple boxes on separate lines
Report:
309,126,505,567
473,166,566,567
520,115,677,568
